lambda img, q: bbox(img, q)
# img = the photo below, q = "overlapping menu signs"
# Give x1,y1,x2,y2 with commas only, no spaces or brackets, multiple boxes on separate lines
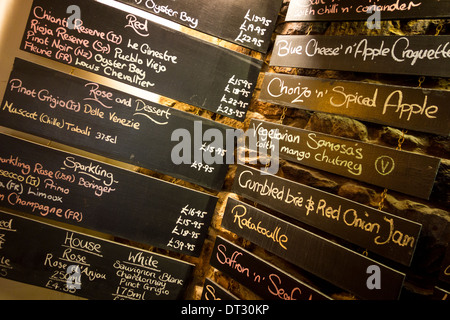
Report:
248,119,440,199
0,210,193,300
232,165,422,266
21,0,262,121
1,58,231,190
117,0,283,53
221,197,406,300
439,247,450,286
286,0,450,21
259,73,450,136
270,35,450,77
0,133,217,257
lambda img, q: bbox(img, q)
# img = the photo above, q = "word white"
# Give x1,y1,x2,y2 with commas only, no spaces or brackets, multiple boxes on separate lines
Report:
135,0,198,28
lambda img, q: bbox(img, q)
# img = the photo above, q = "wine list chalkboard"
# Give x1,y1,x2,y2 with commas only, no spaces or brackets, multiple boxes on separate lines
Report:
0,210,194,300
201,278,239,300
270,35,450,77
210,236,331,300
20,0,263,121
221,198,406,300
286,0,450,22
117,0,283,53
259,72,450,136
0,133,217,257
1,58,231,191
232,165,422,267
249,119,440,199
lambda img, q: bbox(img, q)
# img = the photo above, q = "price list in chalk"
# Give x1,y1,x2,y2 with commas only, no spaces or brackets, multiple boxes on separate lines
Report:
0,133,218,257
0,210,194,300
248,119,440,200
20,0,262,121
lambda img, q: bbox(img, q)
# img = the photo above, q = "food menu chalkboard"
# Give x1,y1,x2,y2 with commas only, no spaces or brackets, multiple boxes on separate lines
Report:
20,0,263,121
0,210,194,300
1,58,231,191
0,133,217,256
117,0,283,53
270,35,450,78
259,72,450,136
232,165,422,267
249,119,440,199
286,0,450,21
221,198,406,300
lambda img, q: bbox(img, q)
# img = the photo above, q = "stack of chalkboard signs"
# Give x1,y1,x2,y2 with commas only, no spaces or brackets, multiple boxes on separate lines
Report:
207,0,450,301
0,0,283,299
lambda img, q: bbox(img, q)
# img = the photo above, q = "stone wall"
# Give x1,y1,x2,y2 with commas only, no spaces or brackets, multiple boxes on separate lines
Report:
127,1,449,300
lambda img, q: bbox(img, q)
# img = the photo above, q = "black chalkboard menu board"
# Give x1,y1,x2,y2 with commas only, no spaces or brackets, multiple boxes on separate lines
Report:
259,73,450,136
232,165,422,267
117,0,283,53
248,119,440,199
0,210,193,300
286,0,450,21
20,0,263,121
1,58,231,191
210,236,331,300
0,133,217,256
270,35,450,77
221,198,405,300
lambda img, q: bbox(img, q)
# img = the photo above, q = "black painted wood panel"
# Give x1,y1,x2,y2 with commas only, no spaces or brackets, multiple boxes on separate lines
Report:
0,210,194,300
21,0,262,121
0,133,217,256
221,198,405,300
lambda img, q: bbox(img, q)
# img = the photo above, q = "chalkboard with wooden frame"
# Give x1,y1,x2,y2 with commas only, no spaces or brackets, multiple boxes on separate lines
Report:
270,35,450,78
248,119,440,199
221,197,406,300
0,133,217,257
286,0,450,22
117,0,283,53
210,236,332,300
259,72,450,136
0,58,231,191
0,210,194,300
232,165,422,266
21,0,263,121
